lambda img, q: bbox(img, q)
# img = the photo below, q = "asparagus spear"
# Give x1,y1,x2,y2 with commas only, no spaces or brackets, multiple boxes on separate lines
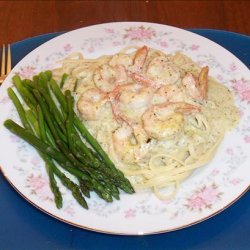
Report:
32,87,120,193
37,73,66,134
7,88,32,131
51,164,88,208
46,162,63,209
4,119,113,202
65,90,74,152
18,78,116,199
78,179,91,198
32,89,71,157
6,72,135,207
12,75,37,110
8,77,92,206
36,105,63,208
8,76,93,208
49,78,135,194
7,88,63,209
60,73,68,88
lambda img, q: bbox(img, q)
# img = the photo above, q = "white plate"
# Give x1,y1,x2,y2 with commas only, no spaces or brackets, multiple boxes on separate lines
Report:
0,22,249,235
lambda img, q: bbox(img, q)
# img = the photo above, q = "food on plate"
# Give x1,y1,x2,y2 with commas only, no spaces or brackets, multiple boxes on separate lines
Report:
53,45,239,199
5,45,239,208
4,72,135,209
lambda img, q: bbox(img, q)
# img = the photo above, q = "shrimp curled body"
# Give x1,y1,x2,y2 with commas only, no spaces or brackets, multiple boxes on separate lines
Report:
77,88,107,121
142,102,200,140
112,124,149,164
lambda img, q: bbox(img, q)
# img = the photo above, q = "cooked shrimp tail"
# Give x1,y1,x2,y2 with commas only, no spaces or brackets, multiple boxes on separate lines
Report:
198,66,209,99
182,66,209,101
131,45,149,73
131,72,157,88
174,102,201,114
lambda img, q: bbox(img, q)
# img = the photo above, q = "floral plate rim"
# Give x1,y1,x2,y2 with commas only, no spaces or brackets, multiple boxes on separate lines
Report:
2,168,249,235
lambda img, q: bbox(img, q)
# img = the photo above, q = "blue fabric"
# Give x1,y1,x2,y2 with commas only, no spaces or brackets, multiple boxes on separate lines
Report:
0,29,249,250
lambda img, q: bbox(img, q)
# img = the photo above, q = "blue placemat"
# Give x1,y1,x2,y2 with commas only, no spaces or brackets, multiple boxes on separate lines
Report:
0,29,249,250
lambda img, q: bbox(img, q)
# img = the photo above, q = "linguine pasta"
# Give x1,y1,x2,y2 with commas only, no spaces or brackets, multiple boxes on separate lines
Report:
53,46,239,200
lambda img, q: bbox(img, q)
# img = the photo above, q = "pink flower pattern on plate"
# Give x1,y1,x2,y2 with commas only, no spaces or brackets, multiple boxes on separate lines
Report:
64,205,75,216
185,184,222,211
190,44,199,51
124,209,136,218
10,134,20,143
105,28,115,34
27,174,47,190
226,148,234,155
229,178,242,186
0,96,10,104
231,78,250,102
229,62,237,72
18,66,36,79
112,41,121,46
64,44,72,52
216,74,223,81
211,168,220,176
238,109,244,117
160,41,168,48
88,47,94,53
124,26,156,41
26,174,53,201
197,60,205,67
31,156,42,166
244,135,250,143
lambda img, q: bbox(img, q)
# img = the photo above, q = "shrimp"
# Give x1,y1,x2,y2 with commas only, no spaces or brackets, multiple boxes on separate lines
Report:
182,66,209,100
112,124,149,164
109,83,152,146
142,102,200,140
130,72,157,88
152,84,186,104
109,83,153,125
130,55,181,89
93,64,127,92
130,45,149,73
77,88,107,121
145,56,181,87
